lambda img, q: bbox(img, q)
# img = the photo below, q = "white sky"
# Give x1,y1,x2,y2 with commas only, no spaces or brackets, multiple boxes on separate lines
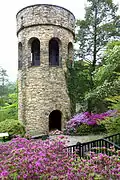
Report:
0,0,119,82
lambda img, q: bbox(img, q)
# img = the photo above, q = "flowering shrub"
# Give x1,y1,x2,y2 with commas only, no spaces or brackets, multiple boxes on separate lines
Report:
65,110,117,135
0,137,76,179
49,129,63,135
0,137,120,179
78,151,120,180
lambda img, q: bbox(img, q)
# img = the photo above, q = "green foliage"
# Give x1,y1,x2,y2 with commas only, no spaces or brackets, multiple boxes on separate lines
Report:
0,80,18,122
0,110,7,122
85,41,120,112
106,40,120,51
76,124,106,135
73,60,92,102
4,93,18,119
95,42,120,85
76,0,119,67
0,93,18,122
65,60,76,114
75,0,120,113
106,96,120,110
102,96,120,134
0,67,8,99
0,119,25,136
76,124,93,135
66,60,92,114
101,115,120,134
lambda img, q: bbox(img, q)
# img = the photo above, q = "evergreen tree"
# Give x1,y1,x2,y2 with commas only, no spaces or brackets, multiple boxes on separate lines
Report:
0,67,8,106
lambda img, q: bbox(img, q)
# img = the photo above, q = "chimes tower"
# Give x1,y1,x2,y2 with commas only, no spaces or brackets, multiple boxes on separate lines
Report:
16,4,75,135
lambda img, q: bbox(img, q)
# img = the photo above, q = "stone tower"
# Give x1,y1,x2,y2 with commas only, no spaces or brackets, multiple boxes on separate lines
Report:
16,4,75,135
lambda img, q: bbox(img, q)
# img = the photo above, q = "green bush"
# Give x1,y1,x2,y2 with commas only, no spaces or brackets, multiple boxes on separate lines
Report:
0,103,18,122
0,110,7,122
0,119,25,137
102,115,120,134
76,124,92,135
76,124,106,135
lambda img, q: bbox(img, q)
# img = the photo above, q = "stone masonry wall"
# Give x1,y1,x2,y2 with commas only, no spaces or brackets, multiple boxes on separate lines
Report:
16,4,75,35
17,4,75,135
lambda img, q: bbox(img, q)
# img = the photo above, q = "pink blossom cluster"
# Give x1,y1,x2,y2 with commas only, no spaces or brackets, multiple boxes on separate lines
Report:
66,110,117,134
0,137,120,179
49,129,63,135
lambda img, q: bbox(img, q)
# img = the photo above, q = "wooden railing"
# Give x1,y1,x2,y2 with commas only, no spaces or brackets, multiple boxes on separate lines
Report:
66,133,120,158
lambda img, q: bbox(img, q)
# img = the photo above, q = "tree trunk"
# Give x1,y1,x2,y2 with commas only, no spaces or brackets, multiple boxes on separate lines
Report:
92,4,97,72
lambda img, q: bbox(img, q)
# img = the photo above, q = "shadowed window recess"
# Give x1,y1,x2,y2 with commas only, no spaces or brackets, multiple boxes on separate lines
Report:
49,110,62,131
68,42,73,67
18,42,22,70
49,38,61,66
31,38,40,66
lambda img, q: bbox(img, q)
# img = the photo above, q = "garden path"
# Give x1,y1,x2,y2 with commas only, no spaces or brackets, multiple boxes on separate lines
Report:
49,134,106,146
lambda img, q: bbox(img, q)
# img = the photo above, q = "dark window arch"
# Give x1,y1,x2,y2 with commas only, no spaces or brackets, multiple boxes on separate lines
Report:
68,42,73,67
18,42,22,70
49,38,60,66
31,38,40,66
49,110,62,131
68,42,73,61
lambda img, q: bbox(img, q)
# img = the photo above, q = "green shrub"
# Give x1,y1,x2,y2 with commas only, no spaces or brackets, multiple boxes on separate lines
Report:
0,119,25,137
102,115,120,134
76,124,93,135
76,124,106,135
0,110,7,122
0,103,18,122
91,124,107,134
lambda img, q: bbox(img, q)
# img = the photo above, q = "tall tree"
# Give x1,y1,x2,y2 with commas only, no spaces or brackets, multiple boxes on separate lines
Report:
0,67,9,106
0,66,8,98
76,0,120,72
75,0,120,112
85,40,120,112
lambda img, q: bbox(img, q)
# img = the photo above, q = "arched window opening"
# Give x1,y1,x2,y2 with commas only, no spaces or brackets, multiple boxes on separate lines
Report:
49,38,60,66
18,42,22,70
31,38,40,66
49,110,62,131
68,42,73,64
